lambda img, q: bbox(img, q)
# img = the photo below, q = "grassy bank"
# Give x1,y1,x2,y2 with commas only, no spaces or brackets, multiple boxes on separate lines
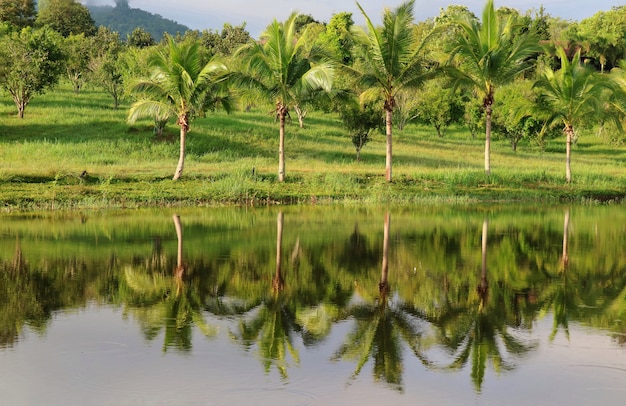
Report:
0,84,625,211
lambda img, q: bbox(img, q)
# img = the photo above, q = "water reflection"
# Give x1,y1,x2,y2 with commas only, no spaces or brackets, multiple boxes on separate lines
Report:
1,205,625,403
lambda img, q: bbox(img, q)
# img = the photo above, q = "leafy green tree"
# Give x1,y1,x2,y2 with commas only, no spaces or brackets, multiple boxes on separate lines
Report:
339,99,384,161
88,27,125,108
411,78,464,137
317,12,355,65
127,26,155,48
349,0,432,182
532,47,624,183
235,12,334,182
36,0,96,37
447,0,542,175
63,33,90,93
128,34,233,180
0,0,36,29
575,7,626,73
0,26,65,118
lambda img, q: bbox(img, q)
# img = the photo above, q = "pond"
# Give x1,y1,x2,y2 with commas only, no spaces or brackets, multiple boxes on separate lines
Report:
1,205,625,405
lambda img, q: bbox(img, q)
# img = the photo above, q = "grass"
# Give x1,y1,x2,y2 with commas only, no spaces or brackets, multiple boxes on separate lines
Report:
0,83,625,211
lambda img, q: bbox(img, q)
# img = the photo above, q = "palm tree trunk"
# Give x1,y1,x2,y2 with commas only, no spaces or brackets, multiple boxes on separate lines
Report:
380,212,390,294
173,126,187,180
173,214,184,281
478,218,489,304
278,110,286,182
274,211,285,292
561,209,570,270
565,125,573,183
385,108,393,182
484,103,492,176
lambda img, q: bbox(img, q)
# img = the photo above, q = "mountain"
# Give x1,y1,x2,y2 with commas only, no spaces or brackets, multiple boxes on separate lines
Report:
86,2,190,41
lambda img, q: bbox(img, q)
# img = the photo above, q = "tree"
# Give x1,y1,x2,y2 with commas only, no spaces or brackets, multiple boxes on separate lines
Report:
36,0,96,37
0,0,36,29
447,0,542,175
349,0,432,182
63,33,90,93
574,7,626,73
410,78,464,137
128,34,233,180
532,47,624,183
127,27,154,48
317,12,355,65
235,12,334,182
0,26,65,118
88,27,125,108
339,99,384,161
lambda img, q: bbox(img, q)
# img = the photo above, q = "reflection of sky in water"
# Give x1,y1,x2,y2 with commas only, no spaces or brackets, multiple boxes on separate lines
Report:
1,305,625,405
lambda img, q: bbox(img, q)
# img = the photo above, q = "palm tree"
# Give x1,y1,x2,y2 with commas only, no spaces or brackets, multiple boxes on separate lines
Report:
448,0,541,175
349,0,432,182
127,34,232,180
235,13,334,182
533,47,623,183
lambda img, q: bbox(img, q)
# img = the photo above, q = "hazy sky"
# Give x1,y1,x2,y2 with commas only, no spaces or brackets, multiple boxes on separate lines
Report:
82,1,624,36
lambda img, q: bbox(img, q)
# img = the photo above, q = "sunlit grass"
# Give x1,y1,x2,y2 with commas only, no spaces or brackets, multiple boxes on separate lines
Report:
0,82,625,210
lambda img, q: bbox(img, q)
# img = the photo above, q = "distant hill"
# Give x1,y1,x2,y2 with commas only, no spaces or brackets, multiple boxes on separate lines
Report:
86,3,190,41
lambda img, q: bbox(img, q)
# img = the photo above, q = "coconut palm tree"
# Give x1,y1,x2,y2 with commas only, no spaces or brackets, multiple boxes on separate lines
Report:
127,34,233,180
533,47,623,183
235,13,334,182
448,0,541,175
349,0,432,182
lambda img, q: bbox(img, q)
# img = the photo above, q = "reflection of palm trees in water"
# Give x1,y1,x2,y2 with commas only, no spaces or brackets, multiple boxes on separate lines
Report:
231,211,300,379
418,217,536,392
332,213,424,392
122,214,217,352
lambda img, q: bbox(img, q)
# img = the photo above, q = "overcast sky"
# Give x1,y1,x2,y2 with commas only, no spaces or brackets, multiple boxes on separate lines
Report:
82,1,624,37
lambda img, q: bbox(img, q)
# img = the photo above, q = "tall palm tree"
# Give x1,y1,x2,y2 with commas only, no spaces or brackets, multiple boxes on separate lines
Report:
236,13,334,182
127,34,232,180
448,0,541,175
349,0,432,182
533,47,623,183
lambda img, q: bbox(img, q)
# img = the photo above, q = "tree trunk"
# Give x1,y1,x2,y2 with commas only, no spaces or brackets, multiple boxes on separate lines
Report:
379,212,390,295
484,103,492,176
173,120,188,180
294,104,305,128
385,108,393,182
478,218,489,307
274,211,285,292
565,125,573,183
561,209,570,270
278,109,286,182
173,215,184,290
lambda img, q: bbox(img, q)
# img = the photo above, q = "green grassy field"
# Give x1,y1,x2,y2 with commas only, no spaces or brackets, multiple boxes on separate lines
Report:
0,84,624,211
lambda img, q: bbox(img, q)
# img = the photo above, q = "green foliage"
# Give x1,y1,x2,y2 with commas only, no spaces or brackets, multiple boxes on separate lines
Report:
63,33,90,93
317,12,354,65
127,27,154,48
0,0,36,29
88,26,125,108
572,6,626,72
0,26,65,118
36,0,96,37
198,23,251,58
339,100,384,161
409,78,464,136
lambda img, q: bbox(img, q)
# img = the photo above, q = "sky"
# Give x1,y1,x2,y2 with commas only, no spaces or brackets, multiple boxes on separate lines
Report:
82,1,625,37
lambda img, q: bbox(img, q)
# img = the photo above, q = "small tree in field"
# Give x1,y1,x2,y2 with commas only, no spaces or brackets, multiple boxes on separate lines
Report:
0,26,65,118
532,47,624,183
128,34,233,180
339,100,384,161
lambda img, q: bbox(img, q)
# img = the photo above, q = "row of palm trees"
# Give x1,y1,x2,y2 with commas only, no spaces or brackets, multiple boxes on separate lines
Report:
127,0,625,183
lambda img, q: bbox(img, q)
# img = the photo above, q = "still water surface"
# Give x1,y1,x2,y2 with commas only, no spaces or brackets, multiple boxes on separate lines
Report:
0,205,625,405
